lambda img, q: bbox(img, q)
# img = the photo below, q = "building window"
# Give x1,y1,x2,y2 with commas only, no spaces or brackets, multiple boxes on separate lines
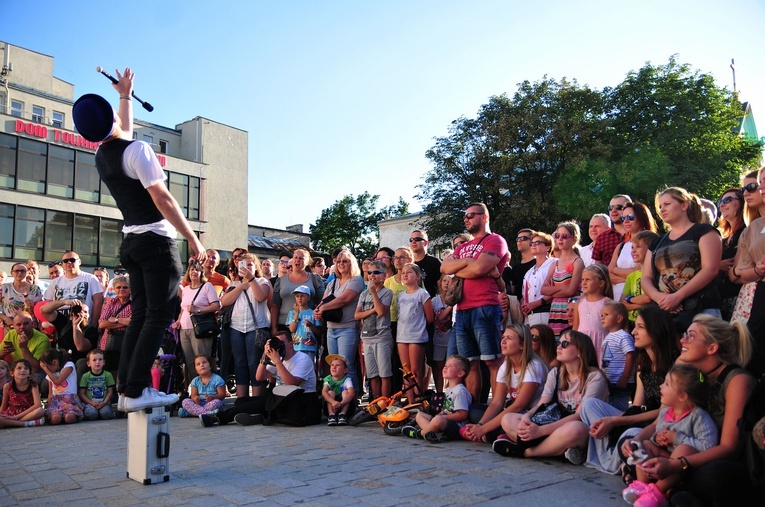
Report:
99,218,123,266
10,100,23,118
0,204,13,258
32,105,44,123
159,139,168,154
44,210,73,263
14,206,44,261
52,111,64,128
0,133,16,188
75,151,100,202
100,180,116,206
142,135,153,145
17,138,47,193
74,215,98,266
169,172,189,218
47,145,75,198
189,176,200,220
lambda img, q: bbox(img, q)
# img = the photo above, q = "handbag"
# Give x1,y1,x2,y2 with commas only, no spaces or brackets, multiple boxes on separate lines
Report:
442,235,491,307
190,285,221,339
102,300,131,352
319,280,343,323
530,368,564,426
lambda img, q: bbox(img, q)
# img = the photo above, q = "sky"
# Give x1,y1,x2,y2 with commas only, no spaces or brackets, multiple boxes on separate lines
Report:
4,0,764,231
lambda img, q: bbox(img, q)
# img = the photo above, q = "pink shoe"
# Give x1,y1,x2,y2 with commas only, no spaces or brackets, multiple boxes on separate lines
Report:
633,483,668,507
622,480,650,504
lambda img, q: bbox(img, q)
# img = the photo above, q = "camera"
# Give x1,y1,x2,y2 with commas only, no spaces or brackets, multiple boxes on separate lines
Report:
261,336,286,366
70,305,82,315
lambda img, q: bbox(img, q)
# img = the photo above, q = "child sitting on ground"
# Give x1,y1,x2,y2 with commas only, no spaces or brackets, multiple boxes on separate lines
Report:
354,260,394,399
322,354,356,426
0,359,45,427
620,230,659,322
402,355,472,443
78,348,116,420
39,348,83,424
599,302,636,411
623,363,718,507
179,354,226,417
287,285,322,363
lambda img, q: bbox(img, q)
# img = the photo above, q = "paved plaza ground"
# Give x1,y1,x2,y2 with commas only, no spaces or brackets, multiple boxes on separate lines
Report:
0,409,626,506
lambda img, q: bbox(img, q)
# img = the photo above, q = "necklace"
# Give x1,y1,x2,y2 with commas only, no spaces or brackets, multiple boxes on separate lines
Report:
703,361,724,378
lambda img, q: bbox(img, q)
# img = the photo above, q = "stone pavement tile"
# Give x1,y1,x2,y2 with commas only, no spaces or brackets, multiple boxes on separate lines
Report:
55,487,97,502
244,482,287,497
5,480,41,494
349,478,393,490
101,494,147,507
146,493,190,506
9,495,58,507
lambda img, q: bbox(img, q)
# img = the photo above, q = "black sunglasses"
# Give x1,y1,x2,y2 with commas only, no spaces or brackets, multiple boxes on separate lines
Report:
409,237,426,243
558,340,572,349
516,236,530,242
741,182,759,194
718,195,740,208
61,258,78,264
463,211,485,220
622,214,636,222
367,270,385,276
607,204,625,211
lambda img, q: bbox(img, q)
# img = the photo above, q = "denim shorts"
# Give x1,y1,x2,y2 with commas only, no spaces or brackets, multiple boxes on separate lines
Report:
454,305,503,361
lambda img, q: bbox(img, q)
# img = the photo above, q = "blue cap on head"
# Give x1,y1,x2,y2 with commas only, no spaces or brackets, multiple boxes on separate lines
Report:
72,93,115,142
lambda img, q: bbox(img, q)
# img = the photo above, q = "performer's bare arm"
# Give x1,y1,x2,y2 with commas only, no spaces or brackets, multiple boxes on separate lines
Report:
112,68,134,139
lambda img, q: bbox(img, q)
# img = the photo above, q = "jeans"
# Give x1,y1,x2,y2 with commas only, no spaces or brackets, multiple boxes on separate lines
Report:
327,326,359,392
118,232,182,398
454,305,503,361
219,327,232,380
229,327,267,388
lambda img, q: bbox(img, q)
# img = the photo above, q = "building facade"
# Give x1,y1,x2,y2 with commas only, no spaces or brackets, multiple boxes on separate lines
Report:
0,41,248,274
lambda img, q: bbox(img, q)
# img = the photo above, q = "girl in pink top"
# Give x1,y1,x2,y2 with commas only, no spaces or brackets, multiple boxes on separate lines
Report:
573,264,613,365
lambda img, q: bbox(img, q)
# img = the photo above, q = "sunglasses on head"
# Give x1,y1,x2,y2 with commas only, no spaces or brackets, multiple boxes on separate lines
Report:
516,236,530,242
114,269,127,275
463,211,485,220
741,182,759,194
608,204,625,211
554,232,571,240
558,340,572,349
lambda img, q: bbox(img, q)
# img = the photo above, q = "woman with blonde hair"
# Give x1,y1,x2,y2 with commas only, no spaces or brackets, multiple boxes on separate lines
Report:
461,323,549,444
314,248,364,391
643,187,722,330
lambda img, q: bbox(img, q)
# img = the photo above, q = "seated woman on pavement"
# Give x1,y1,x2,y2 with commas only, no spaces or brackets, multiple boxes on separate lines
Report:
493,329,609,464
460,323,548,444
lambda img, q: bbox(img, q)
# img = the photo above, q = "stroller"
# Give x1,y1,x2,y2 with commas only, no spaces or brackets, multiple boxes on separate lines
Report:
153,324,187,409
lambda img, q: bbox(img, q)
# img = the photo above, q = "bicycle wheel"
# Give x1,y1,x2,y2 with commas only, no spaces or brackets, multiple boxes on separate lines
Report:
349,410,374,426
383,420,408,436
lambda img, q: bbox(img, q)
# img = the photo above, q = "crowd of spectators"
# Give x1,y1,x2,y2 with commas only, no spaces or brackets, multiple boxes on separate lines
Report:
2,172,765,505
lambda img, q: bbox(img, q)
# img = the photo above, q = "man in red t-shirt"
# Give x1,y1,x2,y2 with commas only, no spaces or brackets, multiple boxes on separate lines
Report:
592,194,631,265
441,203,509,402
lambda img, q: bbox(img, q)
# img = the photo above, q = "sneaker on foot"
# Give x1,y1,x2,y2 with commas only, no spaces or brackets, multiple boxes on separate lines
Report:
424,431,448,443
200,414,220,427
564,447,585,465
117,394,126,412
492,434,523,458
633,483,668,507
622,480,650,504
25,417,45,427
178,407,190,418
327,414,338,426
234,413,264,426
402,424,422,439
122,388,179,413
337,414,348,426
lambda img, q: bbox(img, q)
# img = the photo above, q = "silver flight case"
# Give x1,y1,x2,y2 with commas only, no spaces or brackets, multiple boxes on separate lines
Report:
127,405,170,484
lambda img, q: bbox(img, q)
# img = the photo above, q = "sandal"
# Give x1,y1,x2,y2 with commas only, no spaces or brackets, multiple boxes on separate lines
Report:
621,464,635,485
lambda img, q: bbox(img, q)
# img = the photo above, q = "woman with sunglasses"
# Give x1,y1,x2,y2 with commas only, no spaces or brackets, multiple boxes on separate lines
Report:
643,187,723,331
579,305,677,478
493,329,609,461
715,188,745,321
730,166,765,376
0,263,43,329
542,222,584,338
626,314,755,505
608,202,658,301
730,171,763,325
521,232,556,326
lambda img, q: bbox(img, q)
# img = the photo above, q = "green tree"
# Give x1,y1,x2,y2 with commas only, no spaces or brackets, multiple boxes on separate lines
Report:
310,193,408,260
605,55,763,198
419,77,606,246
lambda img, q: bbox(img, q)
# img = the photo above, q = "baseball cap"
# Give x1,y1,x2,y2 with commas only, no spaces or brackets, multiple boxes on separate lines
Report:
325,354,348,367
292,285,311,295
